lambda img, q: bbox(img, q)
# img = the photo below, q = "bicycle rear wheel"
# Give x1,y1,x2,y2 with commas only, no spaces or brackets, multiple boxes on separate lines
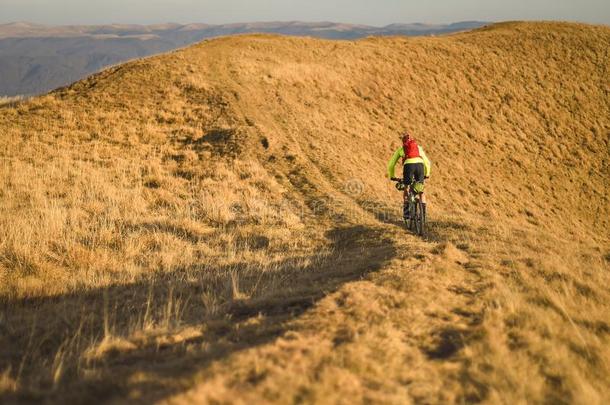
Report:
417,200,426,237
413,201,422,236
408,202,416,231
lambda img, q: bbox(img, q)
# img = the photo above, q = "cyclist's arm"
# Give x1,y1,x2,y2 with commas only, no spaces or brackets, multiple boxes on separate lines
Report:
419,146,431,177
387,148,403,179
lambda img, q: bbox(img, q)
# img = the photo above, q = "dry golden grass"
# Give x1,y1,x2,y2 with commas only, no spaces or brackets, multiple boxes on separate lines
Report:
0,21,609,404
0,95,24,107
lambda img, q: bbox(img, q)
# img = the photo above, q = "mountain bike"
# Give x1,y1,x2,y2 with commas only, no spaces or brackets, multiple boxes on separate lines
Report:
391,177,426,236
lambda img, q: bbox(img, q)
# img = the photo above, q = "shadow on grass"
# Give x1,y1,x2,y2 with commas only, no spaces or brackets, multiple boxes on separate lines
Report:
0,225,395,404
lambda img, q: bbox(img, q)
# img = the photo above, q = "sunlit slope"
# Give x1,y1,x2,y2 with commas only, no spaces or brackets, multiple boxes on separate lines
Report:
175,21,609,237
0,22,609,404
17,21,607,235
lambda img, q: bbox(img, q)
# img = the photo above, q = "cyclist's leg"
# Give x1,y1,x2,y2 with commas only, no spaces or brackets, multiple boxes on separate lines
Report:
412,163,425,183
403,163,417,191
413,163,427,210
403,164,416,218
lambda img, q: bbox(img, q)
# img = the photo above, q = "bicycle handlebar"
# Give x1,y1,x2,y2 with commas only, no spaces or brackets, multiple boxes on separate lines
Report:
391,177,429,183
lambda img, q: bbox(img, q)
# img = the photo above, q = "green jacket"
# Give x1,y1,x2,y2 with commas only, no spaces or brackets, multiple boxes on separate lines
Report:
387,146,431,179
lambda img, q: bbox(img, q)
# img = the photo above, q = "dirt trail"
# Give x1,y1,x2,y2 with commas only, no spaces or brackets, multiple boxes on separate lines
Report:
158,191,498,403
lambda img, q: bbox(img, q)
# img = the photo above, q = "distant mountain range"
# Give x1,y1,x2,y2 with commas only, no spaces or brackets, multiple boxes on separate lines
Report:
0,21,488,96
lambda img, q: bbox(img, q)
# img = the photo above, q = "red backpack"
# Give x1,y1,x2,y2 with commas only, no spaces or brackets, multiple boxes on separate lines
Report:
403,138,420,160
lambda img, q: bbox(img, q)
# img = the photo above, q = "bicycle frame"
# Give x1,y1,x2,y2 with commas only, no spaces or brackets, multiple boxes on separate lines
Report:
391,178,426,236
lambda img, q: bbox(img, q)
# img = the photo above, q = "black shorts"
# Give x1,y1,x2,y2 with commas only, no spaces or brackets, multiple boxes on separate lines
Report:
403,162,425,184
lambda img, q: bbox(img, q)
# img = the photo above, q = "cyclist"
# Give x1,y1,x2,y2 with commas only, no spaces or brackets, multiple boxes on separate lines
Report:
387,130,431,219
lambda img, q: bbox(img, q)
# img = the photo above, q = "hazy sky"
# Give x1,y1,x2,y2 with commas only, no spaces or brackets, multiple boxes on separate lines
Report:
1,0,609,26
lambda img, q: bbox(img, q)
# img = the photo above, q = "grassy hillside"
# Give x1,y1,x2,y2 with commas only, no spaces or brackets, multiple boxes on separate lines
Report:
0,22,609,404
0,21,487,97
